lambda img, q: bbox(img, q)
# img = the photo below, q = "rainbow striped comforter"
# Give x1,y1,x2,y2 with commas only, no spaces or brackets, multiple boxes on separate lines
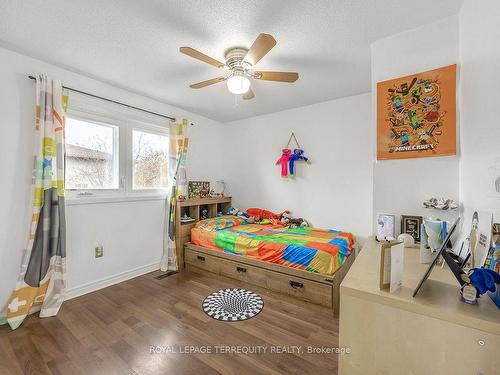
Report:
191,223,355,275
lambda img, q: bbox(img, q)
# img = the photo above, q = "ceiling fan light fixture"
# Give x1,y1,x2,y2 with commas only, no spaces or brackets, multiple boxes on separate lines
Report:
227,73,250,95
181,34,299,100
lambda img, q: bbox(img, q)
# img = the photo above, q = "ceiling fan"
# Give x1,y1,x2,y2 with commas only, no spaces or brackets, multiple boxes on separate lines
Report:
180,34,299,100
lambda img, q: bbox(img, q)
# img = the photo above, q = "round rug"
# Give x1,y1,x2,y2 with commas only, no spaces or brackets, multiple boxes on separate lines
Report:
202,288,264,321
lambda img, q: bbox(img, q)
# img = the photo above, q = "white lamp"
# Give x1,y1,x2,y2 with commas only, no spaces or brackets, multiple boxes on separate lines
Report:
227,72,250,94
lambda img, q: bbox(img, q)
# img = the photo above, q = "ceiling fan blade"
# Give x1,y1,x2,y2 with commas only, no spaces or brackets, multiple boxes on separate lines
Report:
254,71,299,82
179,47,225,69
242,88,255,100
189,77,226,89
243,34,277,66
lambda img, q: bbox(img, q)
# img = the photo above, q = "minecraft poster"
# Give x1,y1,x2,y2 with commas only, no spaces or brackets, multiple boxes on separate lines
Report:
377,65,457,160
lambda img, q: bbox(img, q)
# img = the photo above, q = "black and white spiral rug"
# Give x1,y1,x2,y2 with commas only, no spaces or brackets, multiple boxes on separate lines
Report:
202,288,264,321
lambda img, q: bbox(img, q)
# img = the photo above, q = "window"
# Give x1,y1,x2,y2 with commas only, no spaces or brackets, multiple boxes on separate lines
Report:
65,118,119,190
64,107,169,202
132,130,169,189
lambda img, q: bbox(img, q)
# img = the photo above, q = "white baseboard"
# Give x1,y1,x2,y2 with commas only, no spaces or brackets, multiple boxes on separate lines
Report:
65,262,160,300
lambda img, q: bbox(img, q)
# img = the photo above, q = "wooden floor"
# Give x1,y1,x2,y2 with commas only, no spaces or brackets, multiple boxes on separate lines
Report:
0,270,341,375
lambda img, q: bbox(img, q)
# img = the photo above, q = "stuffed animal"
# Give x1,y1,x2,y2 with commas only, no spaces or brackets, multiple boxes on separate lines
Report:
289,148,310,176
280,212,309,228
276,148,292,177
246,208,289,221
227,207,238,216
226,207,249,220
468,268,500,297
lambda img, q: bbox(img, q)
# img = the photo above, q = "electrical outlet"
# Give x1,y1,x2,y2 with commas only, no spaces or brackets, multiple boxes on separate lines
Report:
95,245,104,258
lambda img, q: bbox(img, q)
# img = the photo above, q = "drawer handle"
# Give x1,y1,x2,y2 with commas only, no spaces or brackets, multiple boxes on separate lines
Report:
236,266,247,273
289,280,303,289
197,255,205,262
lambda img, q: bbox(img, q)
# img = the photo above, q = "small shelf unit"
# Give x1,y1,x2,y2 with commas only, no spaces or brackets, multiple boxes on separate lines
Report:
175,196,231,269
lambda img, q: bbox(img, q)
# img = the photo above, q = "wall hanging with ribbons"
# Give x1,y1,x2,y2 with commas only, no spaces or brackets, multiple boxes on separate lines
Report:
275,132,311,178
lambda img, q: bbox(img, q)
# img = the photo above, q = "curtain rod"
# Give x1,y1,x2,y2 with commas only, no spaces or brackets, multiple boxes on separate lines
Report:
28,75,187,124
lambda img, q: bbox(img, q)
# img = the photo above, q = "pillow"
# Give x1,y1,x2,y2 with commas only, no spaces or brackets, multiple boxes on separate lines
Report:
195,215,246,231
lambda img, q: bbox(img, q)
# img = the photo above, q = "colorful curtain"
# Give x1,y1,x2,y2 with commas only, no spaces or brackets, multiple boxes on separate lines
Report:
0,75,68,330
161,118,189,271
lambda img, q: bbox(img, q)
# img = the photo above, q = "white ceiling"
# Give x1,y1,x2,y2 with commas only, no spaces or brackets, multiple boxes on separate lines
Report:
0,0,463,122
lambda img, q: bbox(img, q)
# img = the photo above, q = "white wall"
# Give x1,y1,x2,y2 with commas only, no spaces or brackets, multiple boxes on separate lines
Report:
371,16,460,233
222,93,373,242
459,0,500,220
4,5,499,307
0,46,226,306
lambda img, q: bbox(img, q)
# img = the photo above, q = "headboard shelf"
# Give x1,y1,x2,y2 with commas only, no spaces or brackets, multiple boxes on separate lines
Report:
178,197,231,207
175,196,232,270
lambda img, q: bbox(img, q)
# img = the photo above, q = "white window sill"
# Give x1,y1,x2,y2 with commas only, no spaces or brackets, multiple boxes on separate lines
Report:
65,194,167,206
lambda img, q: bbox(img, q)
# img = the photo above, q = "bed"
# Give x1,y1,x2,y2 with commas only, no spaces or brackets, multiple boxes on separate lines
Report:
184,216,356,314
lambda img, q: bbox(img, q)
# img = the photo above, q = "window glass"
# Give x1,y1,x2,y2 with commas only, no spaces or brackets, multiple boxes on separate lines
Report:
65,117,118,189
132,129,168,189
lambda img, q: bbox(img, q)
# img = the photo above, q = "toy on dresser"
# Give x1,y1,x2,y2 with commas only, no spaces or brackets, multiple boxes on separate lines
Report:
485,223,500,308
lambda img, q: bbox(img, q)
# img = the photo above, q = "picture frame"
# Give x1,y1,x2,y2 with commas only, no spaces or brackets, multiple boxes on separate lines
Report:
379,241,404,293
188,181,210,199
401,215,423,243
452,209,493,268
376,213,396,240
376,64,457,160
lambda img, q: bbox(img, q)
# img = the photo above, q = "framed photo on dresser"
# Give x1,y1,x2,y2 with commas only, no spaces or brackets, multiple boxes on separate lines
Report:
376,213,396,240
401,215,423,243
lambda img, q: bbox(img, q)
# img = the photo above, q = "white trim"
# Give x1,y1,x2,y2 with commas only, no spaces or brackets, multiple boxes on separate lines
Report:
64,261,160,300
65,194,166,205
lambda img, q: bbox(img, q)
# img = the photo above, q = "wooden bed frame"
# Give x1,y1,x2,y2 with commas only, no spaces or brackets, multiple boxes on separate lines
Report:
184,242,356,315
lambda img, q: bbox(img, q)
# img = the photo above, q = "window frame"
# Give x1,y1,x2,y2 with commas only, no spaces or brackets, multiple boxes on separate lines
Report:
65,113,121,193
65,103,170,204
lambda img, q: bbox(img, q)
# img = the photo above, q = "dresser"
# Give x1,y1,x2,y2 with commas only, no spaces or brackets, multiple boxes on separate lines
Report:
339,237,500,375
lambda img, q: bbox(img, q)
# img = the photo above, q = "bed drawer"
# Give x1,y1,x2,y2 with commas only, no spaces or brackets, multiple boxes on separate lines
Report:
219,259,268,288
185,248,220,274
266,271,333,308
185,243,335,309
